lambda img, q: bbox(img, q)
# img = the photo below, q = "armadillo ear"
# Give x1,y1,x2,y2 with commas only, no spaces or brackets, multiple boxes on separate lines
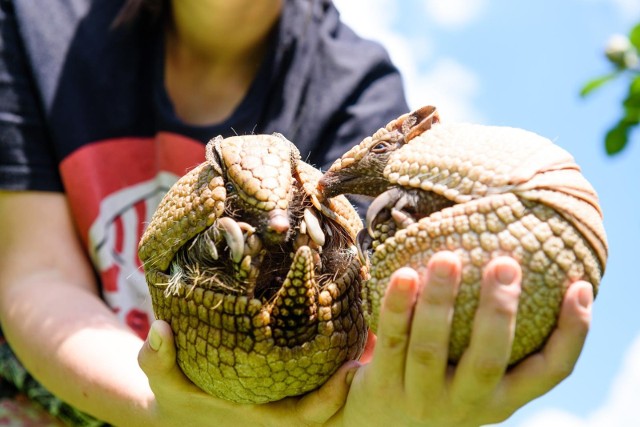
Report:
403,105,440,142
273,132,301,169
205,135,225,175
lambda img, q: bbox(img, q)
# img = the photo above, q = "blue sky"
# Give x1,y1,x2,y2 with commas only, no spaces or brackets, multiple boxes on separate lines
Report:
333,1,640,425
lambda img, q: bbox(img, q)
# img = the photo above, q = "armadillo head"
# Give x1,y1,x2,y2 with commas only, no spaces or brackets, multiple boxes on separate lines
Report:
318,105,439,198
207,133,300,246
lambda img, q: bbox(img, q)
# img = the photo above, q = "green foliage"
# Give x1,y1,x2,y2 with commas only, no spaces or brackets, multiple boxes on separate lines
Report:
580,72,619,98
582,22,640,155
631,23,640,50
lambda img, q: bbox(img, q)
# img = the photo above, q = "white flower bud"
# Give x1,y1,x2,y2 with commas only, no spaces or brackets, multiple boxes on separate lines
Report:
605,34,638,69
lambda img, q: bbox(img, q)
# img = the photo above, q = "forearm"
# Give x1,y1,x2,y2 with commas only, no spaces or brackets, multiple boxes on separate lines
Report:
0,193,357,427
0,275,154,426
1,276,358,427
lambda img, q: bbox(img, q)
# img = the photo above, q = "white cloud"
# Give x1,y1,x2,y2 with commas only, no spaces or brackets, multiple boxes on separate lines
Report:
402,57,483,123
518,333,640,427
331,0,394,39
422,0,488,29
611,0,640,17
332,0,484,123
332,0,429,71
577,0,640,21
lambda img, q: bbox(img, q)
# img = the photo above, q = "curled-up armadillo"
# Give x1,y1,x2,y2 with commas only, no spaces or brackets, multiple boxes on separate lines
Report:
318,105,608,364
138,133,367,403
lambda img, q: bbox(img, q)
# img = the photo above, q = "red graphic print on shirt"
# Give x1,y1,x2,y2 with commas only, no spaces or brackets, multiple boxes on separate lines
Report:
59,133,206,338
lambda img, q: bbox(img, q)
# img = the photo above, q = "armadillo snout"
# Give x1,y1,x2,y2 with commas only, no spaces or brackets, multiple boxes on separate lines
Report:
265,208,291,242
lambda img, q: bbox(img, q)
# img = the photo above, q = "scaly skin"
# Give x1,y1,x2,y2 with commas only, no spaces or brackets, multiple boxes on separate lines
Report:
138,134,366,403
318,106,608,364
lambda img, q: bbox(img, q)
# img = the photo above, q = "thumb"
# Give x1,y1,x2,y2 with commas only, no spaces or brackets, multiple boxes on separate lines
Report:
138,320,196,392
295,360,361,424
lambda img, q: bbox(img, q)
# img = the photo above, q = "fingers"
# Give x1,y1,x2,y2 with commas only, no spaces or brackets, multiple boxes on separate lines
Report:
502,280,593,407
296,360,361,424
358,330,377,364
452,257,522,402
369,267,419,387
405,251,461,400
138,320,200,394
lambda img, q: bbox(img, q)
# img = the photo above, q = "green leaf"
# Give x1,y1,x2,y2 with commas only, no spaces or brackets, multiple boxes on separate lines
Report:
631,74,640,92
622,75,640,122
605,121,630,155
580,73,619,97
623,91,640,111
630,22,640,50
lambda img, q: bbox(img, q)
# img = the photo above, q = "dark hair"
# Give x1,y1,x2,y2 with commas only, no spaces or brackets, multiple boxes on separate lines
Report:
111,0,167,28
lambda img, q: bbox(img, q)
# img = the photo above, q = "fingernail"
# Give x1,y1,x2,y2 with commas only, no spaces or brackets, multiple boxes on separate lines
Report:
496,263,517,285
578,285,593,309
148,323,162,351
432,260,454,280
396,275,413,291
393,268,417,291
345,366,359,386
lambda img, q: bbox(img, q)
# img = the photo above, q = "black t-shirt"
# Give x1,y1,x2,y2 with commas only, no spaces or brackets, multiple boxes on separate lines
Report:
0,0,409,337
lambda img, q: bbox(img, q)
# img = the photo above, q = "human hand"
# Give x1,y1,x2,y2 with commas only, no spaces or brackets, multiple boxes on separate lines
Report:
138,320,358,427
335,251,593,427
